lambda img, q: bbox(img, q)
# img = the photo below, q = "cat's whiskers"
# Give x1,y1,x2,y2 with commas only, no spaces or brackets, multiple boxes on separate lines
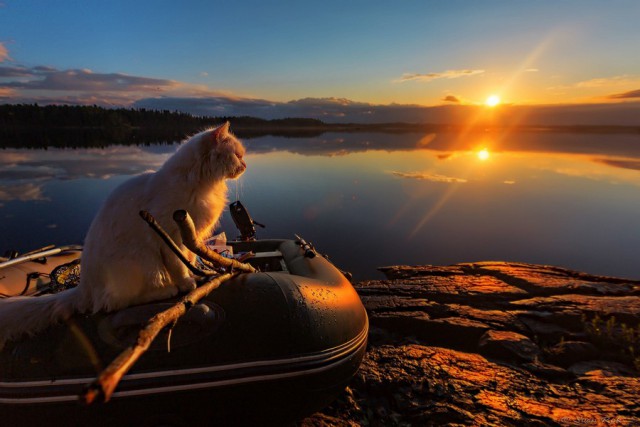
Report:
234,177,242,201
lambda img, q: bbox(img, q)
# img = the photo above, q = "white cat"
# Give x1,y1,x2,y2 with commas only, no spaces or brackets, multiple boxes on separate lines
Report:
0,122,246,347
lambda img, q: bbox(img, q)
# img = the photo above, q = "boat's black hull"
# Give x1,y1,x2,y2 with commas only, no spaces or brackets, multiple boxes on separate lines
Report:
1,239,368,426
4,337,366,426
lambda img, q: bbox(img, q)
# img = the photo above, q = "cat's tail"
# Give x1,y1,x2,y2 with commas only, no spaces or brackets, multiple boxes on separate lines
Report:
0,287,81,349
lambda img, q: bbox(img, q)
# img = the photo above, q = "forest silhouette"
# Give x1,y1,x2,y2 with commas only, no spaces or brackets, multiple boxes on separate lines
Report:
1,104,638,149
0,104,329,148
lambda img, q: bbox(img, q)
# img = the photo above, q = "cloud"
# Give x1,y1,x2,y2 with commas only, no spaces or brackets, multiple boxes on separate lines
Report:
576,75,634,88
0,65,34,77
2,62,640,126
133,96,640,126
442,95,460,103
525,68,539,72
0,87,17,97
133,96,382,121
289,97,368,107
0,146,171,184
0,42,8,62
608,89,640,99
0,64,234,107
549,75,640,98
0,145,181,202
0,183,48,202
594,158,640,171
390,171,467,183
2,67,178,92
0,163,65,181
396,69,484,83
134,96,279,117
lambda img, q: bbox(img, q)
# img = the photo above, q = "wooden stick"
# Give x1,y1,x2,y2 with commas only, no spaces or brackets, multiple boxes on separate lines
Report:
173,210,257,274
81,272,236,404
81,210,257,404
139,210,215,278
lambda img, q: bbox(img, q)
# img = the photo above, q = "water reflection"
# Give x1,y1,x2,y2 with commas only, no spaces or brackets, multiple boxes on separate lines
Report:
1,131,639,280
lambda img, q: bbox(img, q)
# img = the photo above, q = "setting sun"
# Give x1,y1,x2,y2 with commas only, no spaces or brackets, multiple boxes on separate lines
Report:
485,95,501,107
477,148,490,161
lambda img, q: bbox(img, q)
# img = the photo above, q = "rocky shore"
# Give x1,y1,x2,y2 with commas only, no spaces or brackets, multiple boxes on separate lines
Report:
300,262,640,426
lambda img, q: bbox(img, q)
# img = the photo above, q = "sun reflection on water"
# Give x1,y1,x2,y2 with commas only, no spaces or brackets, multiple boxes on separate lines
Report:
3,132,640,280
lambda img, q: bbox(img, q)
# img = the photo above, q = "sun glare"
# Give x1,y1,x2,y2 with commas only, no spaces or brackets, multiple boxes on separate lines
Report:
477,149,490,161
485,95,500,107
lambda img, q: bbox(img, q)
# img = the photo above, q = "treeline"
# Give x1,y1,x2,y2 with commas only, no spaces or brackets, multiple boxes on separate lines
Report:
0,104,328,148
6,103,631,149
0,104,326,130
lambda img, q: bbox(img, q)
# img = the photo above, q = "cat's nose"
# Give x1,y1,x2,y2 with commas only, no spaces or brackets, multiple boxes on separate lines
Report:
237,153,246,169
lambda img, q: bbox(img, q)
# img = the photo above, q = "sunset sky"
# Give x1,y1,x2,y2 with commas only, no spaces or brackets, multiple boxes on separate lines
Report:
1,1,639,121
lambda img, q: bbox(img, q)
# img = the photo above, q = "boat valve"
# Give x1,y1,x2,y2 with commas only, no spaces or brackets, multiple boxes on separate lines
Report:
295,234,317,258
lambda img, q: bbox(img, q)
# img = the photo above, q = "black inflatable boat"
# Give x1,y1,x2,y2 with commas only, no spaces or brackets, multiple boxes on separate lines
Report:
0,238,368,426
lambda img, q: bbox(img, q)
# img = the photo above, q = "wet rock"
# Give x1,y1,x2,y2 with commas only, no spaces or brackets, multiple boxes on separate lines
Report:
300,262,640,426
468,262,640,296
512,294,640,326
569,360,638,377
521,360,575,381
516,314,574,342
303,345,637,426
359,273,528,305
378,265,467,279
478,330,541,363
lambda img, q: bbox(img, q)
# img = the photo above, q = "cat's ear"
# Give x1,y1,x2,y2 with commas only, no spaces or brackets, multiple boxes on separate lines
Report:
212,121,231,142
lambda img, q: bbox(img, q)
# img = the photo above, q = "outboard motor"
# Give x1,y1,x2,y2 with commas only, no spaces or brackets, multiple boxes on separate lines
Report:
230,201,265,241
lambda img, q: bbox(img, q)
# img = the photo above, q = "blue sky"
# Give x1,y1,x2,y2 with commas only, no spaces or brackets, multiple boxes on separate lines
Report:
1,1,639,121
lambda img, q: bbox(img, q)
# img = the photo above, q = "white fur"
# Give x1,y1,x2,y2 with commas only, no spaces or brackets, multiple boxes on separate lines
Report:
0,123,246,347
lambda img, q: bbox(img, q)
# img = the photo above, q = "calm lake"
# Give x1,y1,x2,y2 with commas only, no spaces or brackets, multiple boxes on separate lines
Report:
1,130,640,281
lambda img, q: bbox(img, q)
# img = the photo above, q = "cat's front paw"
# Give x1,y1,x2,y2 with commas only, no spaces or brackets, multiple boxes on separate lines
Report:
176,277,197,293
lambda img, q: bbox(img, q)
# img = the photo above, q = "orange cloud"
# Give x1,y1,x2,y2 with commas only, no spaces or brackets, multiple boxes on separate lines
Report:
0,42,8,62
594,158,640,171
442,95,461,103
390,171,467,183
576,75,635,88
0,87,17,97
608,89,640,99
396,69,484,83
